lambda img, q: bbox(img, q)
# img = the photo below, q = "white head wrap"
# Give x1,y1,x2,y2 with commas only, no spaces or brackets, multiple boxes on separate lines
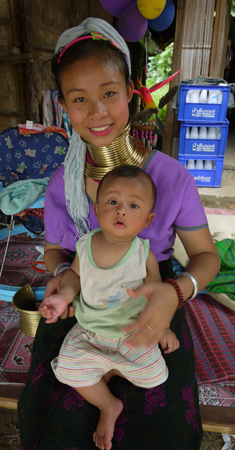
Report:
57,18,131,238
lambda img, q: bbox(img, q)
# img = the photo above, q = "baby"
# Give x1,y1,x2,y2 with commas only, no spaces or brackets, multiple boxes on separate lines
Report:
40,165,179,450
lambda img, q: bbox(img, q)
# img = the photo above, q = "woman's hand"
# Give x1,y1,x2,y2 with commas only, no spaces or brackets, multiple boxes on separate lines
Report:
44,272,75,320
122,282,178,348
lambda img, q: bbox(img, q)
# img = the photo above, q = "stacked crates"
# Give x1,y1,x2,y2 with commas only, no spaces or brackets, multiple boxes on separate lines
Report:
177,84,230,187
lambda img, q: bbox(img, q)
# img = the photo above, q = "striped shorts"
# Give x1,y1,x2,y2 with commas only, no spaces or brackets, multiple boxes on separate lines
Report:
51,323,169,389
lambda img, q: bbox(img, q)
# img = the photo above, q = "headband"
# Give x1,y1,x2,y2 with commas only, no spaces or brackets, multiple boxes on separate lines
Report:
55,17,131,76
57,32,127,66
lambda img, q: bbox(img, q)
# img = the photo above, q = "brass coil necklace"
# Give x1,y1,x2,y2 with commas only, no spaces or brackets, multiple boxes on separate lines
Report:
83,122,145,180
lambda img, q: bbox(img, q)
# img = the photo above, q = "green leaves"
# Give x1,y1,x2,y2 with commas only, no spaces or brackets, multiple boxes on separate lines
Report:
146,43,174,123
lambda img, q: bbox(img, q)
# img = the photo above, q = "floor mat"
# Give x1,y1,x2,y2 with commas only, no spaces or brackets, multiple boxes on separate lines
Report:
185,294,235,385
198,382,235,407
0,301,32,385
0,233,52,288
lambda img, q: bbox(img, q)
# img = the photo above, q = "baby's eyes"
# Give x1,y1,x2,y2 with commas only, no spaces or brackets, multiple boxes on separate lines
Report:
130,204,138,209
109,200,117,205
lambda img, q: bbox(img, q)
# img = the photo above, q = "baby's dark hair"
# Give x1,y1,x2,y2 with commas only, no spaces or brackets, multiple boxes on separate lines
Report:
97,165,157,212
51,38,130,99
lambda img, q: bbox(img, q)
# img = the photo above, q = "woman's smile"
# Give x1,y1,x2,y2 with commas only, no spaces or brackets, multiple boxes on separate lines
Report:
88,124,113,137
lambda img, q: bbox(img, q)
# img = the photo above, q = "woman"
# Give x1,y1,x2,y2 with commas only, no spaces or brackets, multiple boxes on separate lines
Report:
18,18,220,450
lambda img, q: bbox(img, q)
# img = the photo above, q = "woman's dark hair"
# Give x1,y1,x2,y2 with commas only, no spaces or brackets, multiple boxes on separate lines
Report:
97,165,157,212
51,37,130,99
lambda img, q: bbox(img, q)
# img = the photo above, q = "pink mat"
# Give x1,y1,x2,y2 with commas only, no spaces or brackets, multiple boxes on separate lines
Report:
0,301,32,385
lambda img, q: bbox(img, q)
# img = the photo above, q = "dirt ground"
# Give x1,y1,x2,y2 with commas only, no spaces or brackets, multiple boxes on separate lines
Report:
201,197,235,211
0,408,20,449
0,406,234,450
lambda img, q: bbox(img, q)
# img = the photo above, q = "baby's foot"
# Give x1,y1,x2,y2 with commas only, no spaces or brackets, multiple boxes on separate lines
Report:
93,397,123,450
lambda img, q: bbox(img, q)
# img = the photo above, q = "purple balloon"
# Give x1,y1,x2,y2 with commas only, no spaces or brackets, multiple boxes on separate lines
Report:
118,2,148,42
148,0,175,32
99,0,134,18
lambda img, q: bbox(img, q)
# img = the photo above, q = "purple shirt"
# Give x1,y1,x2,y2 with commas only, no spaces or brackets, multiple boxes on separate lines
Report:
44,150,207,261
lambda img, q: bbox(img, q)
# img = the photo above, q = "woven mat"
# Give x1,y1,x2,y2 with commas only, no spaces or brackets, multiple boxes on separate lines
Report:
0,233,52,288
185,294,235,385
0,301,32,385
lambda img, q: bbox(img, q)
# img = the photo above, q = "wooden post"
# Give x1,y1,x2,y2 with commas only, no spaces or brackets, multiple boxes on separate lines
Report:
209,0,232,77
19,0,39,123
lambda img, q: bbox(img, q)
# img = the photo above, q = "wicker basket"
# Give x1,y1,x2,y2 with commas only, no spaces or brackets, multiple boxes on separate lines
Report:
13,284,41,337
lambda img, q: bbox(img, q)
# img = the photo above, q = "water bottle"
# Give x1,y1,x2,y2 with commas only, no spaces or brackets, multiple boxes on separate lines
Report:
186,127,190,138
216,127,221,139
187,160,195,170
207,127,216,139
190,90,199,103
212,161,216,170
208,90,219,104
199,90,208,103
217,90,223,104
196,160,204,170
199,127,208,139
190,127,198,139
186,90,191,103
204,160,213,170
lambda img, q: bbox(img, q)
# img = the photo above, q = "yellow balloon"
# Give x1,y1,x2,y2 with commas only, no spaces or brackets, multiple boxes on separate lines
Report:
137,0,166,20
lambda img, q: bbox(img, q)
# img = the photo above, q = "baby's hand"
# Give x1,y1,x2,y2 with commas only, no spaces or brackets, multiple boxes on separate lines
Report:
159,329,180,354
39,294,68,324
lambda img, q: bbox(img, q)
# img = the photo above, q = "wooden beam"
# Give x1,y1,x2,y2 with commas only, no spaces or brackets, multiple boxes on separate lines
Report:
0,110,24,117
0,385,23,410
220,0,233,77
0,53,33,64
19,0,39,123
0,17,15,26
209,0,232,77
200,405,235,434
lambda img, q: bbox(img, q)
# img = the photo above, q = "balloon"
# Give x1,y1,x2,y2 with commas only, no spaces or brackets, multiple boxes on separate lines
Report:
148,0,175,31
118,2,148,42
99,0,134,18
137,0,166,19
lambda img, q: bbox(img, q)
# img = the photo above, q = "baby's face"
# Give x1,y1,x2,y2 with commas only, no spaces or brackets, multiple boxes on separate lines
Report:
94,177,155,243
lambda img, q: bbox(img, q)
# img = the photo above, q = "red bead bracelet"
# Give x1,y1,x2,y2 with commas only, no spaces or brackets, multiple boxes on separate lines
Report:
164,278,184,310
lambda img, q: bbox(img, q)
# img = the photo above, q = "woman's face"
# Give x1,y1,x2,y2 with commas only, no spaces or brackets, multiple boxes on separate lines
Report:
59,56,133,146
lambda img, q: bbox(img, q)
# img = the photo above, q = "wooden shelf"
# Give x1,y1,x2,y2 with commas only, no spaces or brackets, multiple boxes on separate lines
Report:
131,123,156,131
0,385,23,410
0,385,234,434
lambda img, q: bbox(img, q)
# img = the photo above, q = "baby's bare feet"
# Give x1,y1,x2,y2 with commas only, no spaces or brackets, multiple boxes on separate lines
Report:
93,397,123,450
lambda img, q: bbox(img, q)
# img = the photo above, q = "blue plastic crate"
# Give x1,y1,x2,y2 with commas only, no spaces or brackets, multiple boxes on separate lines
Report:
178,154,224,187
178,119,229,157
178,84,231,122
